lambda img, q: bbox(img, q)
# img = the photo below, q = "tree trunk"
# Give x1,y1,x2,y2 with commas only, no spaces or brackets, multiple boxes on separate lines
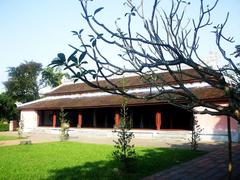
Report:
227,115,232,180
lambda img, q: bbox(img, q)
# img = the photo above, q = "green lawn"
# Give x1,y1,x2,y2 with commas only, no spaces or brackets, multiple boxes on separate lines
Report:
0,142,205,179
0,135,19,141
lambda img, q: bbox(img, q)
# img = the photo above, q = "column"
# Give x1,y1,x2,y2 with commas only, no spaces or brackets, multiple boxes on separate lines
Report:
130,111,133,128
52,112,57,127
77,111,82,128
104,114,108,128
114,110,120,128
155,111,161,130
37,111,40,126
93,110,97,127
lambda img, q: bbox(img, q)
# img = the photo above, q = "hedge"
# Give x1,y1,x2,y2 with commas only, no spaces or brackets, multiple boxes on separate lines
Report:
0,123,9,131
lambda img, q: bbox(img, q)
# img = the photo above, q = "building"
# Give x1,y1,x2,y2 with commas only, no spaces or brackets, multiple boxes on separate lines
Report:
17,69,239,142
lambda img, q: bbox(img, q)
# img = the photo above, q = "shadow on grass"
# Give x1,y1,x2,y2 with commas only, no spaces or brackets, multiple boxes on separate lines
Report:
45,148,205,180
46,160,121,180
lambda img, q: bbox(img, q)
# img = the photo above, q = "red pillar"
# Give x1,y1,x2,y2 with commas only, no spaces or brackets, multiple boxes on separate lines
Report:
77,111,82,128
114,110,120,128
155,111,161,130
52,112,57,127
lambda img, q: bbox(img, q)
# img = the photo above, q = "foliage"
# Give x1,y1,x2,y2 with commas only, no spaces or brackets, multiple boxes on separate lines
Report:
0,93,17,121
189,114,203,151
0,142,204,179
4,61,42,103
50,0,239,122
0,122,9,131
40,67,69,88
113,97,136,172
233,45,240,58
59,108,69,140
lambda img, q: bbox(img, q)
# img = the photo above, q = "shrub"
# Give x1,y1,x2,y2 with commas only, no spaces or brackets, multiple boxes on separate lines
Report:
59,108,69,140
0,122,9,131
113,98,136,172
189,114,203,151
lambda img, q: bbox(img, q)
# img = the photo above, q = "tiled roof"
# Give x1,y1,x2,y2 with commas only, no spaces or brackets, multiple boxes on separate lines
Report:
18,87,225,110
44,69,204,96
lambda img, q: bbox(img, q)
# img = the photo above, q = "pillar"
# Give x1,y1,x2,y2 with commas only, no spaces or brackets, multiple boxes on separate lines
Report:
37,111,40,126
77,111,82,128
52,112,57,127
93,110,97,127
155,111,161,130
9,120,17,131
114,110,120,128
104,114,108,128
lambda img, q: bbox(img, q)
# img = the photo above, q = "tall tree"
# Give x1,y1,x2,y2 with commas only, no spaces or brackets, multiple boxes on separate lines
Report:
4,61,42,103
51,0,239,122
40,67,68,88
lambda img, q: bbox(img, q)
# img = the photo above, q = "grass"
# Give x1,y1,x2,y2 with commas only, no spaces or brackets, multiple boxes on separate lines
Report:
0,142,205,179
0,135,19,141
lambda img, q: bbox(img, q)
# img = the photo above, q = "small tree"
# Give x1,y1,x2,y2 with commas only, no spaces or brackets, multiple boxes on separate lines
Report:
18,117,24,139
189,113,203,151
113,97,136,172
59,108,70,140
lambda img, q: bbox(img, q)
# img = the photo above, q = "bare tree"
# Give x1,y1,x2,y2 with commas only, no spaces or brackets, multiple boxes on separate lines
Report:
50,1,239,178
51,0,239,122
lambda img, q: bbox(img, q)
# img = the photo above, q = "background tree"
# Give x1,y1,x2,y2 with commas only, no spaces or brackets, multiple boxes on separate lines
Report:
4,61,42,103
0,93,17,121
40,67,69,88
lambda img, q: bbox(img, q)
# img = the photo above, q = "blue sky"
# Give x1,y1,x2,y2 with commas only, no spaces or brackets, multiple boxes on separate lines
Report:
0,0,239,92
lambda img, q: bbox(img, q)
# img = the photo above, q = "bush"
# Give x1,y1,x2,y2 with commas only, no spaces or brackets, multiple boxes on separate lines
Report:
113,98,136,172
0,122,9,131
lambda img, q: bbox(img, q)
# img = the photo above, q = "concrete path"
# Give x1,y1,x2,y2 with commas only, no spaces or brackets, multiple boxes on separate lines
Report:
1,132,239,179
0,132,59,146
0,131,224,151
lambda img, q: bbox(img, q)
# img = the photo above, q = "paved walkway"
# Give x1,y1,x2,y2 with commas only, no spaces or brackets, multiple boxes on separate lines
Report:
1,132,240,179
145,143,240,180
0,131,224,151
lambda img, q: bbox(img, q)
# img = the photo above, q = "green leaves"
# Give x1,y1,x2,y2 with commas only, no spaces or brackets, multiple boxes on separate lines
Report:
71,29,84,36
57,53,66,63
92,39,97,47
79,29,84,35
88,33,104,47
71,31,78,36
89,35,97,47
68,50,78,64
79,51,87,63
49,53,66,68
4,61,42,103
94,7,104,16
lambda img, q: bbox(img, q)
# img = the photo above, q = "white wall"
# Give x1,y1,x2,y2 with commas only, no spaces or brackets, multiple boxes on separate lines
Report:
20,110,38,132
194,106,239,142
